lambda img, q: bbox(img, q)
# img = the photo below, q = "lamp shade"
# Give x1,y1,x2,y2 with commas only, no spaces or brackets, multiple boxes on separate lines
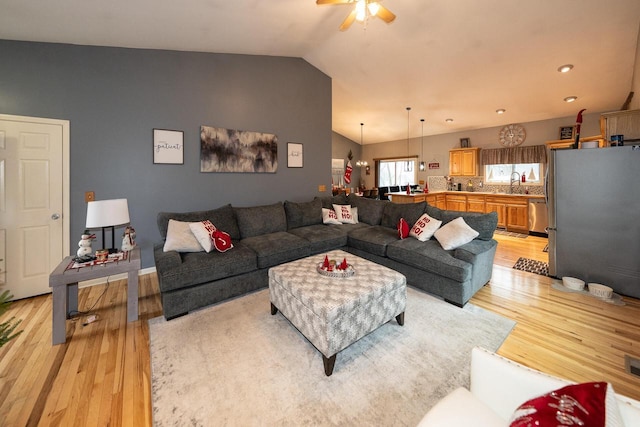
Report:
86,199,130,228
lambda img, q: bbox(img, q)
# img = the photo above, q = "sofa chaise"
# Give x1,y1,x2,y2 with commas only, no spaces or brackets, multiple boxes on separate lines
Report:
153,193,498,320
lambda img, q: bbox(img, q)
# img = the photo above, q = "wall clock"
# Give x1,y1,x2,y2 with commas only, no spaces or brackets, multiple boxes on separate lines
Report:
499,124,526,147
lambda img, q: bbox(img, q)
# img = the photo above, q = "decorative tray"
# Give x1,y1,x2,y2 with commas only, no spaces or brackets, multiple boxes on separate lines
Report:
316,262,355,278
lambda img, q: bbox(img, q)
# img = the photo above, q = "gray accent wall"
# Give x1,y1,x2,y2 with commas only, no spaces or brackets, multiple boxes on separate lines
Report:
0,40,332,268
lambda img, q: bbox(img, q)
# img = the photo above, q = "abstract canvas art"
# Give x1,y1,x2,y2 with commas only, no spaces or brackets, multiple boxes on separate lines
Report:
200,125,278,173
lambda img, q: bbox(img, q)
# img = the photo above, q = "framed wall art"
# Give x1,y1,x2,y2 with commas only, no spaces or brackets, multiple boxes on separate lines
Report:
559,126,574,140
200,125,278,173
287,142,303,168
153,129,184,164
460,137,470,148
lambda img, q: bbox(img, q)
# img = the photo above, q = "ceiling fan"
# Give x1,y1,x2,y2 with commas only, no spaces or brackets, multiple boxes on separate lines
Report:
316,0,396,31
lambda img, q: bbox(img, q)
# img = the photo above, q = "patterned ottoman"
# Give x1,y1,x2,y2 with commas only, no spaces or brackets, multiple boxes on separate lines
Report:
268,249,406,376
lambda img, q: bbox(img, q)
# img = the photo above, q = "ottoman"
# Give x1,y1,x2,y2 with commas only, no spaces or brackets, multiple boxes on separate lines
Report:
268,249,407,376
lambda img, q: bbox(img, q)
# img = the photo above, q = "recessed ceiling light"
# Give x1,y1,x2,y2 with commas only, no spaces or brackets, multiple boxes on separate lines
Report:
564,96,578,103
558,64,574,73
496,109,506,114
445,118,454,123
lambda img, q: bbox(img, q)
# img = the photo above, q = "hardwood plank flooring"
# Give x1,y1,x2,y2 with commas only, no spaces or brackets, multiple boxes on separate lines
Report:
0,234,638,425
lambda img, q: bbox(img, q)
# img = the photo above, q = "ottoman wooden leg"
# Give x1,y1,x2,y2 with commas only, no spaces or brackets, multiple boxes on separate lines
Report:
396,312,405,326
323,354,337,376
270,303,278,315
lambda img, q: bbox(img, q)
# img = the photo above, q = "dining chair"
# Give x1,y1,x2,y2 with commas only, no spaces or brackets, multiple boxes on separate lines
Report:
389,186,400,193
378,187,389,200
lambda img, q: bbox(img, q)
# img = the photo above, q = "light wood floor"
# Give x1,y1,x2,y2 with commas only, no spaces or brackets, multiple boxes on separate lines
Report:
1,234,639,425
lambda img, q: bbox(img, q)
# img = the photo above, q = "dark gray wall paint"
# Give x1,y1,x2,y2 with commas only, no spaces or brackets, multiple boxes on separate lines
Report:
0,40,332,268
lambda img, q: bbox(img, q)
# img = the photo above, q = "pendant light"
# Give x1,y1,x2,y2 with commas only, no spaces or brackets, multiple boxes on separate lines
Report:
419,118,426,171
355,123,368,167
405,107,412,172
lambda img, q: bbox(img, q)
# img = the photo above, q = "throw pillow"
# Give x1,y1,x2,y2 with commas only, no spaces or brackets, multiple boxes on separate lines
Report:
397,218,410,239
322,208,342,225
163,219,203,253
333,204,357,224
189,220,234,253
509,382,623,427
434,217,479,250
409,213,442,242
189,221,215,252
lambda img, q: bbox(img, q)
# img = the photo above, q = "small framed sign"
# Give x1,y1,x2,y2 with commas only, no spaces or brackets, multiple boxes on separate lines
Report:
460,138,470,148
559,126,574,140
287,142,303,168
153,129,184,164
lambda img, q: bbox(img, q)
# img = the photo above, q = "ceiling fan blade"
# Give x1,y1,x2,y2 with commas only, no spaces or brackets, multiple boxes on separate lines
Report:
375,4,396,23
316,0,353,5
339,9,358,31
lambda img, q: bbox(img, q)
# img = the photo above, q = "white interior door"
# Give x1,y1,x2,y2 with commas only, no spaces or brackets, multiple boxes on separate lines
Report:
0,115,69,300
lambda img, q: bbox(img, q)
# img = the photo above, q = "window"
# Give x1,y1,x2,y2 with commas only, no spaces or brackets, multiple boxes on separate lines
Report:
484,163,544,185
378,158,416,187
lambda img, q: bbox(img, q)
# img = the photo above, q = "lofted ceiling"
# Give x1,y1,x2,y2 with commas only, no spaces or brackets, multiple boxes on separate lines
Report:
1,0,639,144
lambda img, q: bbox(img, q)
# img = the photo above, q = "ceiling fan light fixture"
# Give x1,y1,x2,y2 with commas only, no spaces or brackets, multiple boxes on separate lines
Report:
355,0,367,22
367,2,380,16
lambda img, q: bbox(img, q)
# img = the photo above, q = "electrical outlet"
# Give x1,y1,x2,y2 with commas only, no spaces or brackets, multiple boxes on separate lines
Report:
85,191,95,202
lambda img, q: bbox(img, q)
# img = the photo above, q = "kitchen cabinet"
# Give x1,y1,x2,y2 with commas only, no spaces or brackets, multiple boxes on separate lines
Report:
545,135,605,150
485,195,528,232
466,194,486,213
449,147,480,176
388,193,426,204
600,109,640,142
445,194,467,211
426,193,446,209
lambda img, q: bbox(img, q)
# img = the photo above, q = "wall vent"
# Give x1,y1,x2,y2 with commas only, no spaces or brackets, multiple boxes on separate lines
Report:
625,355,640,378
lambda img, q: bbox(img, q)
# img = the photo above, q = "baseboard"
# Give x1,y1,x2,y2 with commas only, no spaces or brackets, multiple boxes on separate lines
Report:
78,266,157,288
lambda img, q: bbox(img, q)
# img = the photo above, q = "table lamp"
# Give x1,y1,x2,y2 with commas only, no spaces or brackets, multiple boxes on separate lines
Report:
85,198,130,254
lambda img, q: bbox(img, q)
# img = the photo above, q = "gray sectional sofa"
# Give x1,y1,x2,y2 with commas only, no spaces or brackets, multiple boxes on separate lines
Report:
154,194,498,320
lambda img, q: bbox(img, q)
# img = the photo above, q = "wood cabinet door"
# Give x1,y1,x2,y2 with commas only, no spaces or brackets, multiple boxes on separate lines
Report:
506,204,528,232
449,151,462,175
436,195,446,209
461,150,476,176
466,196,485,213
446,195,467,211
485,202,506,228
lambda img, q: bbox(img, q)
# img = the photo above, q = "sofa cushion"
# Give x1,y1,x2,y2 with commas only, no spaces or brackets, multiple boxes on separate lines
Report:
347,195,387,225
386,239,472,282
288,224,349,254
409,213,442,242
417,387,504,427
315,194,348,209
235,202,287,239
241,231,311,269
381,201,427,229
347,225,400,257
322,208,342,225
157,204,240,241
333,204,357,224
435,217,480,250
440,210,498,241
156,242,258,292
284,198,322,230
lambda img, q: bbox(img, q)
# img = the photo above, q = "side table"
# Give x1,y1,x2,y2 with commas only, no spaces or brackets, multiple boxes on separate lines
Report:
48,247,141,345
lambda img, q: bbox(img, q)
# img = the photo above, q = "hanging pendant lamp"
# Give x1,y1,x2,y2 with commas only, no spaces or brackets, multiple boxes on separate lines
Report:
405,107,411,172
419,118,426,171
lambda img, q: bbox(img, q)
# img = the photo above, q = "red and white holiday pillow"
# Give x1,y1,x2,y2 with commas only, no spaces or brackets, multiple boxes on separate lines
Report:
333,204,357,224
397,218,410,239
510,382,623,427
322,208,342,225
410,213,442,242
189,220,234,253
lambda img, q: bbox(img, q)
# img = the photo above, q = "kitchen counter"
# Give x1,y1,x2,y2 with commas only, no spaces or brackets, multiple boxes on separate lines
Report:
426,191,544,199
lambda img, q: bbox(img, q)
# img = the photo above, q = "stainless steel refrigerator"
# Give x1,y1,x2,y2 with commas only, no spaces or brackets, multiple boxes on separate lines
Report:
547,145,640,298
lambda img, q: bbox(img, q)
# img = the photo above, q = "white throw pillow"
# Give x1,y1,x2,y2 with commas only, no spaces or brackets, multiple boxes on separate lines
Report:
163,219,203,252
322,208,342,225
332,204,357,224
410,213,442,242
189,221,215,253
434,217,479,250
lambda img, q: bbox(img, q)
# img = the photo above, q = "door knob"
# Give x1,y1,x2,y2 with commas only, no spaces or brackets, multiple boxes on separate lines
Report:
51,213,60,220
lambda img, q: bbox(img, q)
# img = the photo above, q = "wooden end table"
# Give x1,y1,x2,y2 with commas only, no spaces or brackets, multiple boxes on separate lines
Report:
48,247,140,345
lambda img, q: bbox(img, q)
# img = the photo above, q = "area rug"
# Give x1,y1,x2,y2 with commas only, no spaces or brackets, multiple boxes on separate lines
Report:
149,287,515,426
494,229,528,238
513,257,549,276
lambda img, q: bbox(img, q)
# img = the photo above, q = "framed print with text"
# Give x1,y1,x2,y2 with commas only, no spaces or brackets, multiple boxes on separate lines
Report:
153,129,184,164
287,142,303,168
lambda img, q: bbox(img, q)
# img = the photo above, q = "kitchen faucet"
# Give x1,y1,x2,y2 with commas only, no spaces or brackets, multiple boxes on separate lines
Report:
510,172,521,194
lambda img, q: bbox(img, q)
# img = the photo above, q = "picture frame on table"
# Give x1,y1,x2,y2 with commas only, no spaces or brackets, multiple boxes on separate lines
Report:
287,142,303,168
460,138,470,148
153,129,184,164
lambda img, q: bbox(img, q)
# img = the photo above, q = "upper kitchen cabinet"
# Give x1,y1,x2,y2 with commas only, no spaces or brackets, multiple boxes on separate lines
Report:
449,147,480,176
600,109,640,143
